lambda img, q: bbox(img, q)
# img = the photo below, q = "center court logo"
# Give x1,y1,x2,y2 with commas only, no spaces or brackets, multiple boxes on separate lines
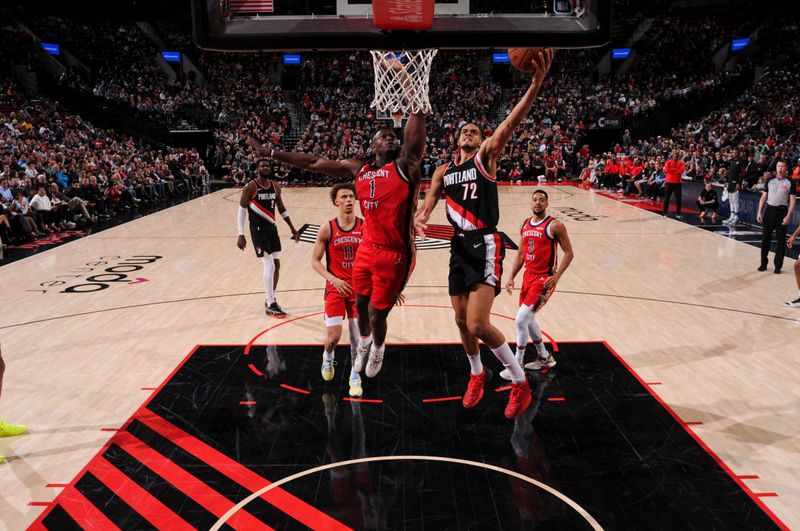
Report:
297,224,517,250
31,255,164,294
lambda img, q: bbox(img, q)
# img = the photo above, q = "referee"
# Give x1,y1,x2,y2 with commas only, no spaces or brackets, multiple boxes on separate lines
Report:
757,161,797,273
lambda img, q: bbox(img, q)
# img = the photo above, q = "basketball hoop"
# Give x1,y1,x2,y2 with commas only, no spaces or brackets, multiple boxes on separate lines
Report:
370,49,437,115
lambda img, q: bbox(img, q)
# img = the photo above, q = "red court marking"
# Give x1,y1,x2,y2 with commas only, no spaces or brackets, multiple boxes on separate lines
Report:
603,341,789,531
140,387,157,391
240,401,257,405
737,475,760,480
45,484,69,488
684,422,704,426
279,383,311,395
343,397,384,404
27,502,51,507
495,385,512,392
113,430,271,530
137,409,349,530
29,346,203,528
754,493,779,497
244,311,325,355
547,397,566,402
645,382,662,385
100,428,123,432
88,456,194,531
422,396,462,403
248,363,264,376
58,485,121,530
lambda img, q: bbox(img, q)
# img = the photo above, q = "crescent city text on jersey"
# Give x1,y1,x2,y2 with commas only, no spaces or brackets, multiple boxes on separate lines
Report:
357,168,391,181
333,235,362,245
443,167,477,187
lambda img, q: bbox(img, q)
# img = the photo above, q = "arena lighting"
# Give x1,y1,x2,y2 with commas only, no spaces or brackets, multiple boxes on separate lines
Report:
612,48,631,59
161,51,181,63
731,38,750,51
492,52,510,64
283,54,301,65
40,42,60,55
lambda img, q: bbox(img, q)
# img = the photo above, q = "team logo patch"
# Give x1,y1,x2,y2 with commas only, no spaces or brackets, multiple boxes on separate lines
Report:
297,224,517,251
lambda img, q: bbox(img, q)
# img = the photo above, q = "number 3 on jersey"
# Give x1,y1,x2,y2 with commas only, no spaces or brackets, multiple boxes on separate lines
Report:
461,182,477,200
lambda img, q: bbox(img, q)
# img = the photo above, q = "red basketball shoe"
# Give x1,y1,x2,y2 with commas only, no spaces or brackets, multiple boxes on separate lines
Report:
462,370,486,408
505,378,532,419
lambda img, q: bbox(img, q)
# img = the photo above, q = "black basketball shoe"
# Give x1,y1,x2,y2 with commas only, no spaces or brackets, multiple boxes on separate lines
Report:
265,301,287,318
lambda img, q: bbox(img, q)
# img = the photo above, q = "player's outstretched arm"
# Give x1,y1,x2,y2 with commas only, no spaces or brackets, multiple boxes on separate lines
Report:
399,113,426,183
247,137,361,180
414,164,447,237
236,181,256,250
544,220,574,289
480,48,553,166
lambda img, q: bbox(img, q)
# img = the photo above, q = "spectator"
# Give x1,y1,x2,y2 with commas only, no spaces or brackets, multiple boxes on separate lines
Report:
662,149,685,218
696,182,720,222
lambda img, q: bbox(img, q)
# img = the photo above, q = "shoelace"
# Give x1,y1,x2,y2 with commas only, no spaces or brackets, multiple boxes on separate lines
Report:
369,351,383,367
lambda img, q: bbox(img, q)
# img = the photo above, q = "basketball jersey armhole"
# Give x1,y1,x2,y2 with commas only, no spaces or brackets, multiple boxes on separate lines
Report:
475,152,496,182
394,160,411,184
545,217,556,240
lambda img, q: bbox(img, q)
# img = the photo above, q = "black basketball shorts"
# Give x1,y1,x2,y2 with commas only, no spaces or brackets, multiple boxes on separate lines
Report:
250,223,281,258
448,229,505,297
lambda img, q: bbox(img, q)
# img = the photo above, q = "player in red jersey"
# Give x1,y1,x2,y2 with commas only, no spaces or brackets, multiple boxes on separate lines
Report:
248,107,425,382
415,49,554,419
311,183,366,397
505,190,573,373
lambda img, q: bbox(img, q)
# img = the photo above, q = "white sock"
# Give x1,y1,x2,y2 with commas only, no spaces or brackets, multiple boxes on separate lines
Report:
370,343,384,355
515,304,531,358
358,334,372,348
261,255,275,305
533,340,548,359
466,352,483,375
323,348,334,362
515,346,526,366
490,343,525,383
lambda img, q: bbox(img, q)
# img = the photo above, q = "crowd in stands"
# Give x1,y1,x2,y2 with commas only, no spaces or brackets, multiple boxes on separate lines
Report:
577,61,800,201
4,3,796,216
0,82,205,249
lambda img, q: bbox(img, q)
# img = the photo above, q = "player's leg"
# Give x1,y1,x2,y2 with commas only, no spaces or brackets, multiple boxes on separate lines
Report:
364,303,391,378
261,254,283,317
455,292,488,408
466,284,532,418
0,345,28,464
322,321,342,382
273,259,280,290
351,248,374,373
347,317,363,396
774,218,787,272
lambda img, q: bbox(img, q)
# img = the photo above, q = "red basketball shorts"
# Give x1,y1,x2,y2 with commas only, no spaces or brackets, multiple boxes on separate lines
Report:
324,285,357,327
519,274,556,312
351,242,414,310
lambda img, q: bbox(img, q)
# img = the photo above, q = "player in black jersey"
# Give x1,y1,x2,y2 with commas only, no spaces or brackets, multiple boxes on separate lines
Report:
416,48,554,419
236,159,300,317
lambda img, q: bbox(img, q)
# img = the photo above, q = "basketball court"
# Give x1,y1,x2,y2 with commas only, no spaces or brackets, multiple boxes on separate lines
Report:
1,185,797,529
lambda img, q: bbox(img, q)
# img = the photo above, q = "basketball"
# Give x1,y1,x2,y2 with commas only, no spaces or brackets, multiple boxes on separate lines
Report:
508,48,543,72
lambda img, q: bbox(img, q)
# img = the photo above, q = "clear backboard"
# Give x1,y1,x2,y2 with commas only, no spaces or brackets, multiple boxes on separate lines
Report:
192,0,611,51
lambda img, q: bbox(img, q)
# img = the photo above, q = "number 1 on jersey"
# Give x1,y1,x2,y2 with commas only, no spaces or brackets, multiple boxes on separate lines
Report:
369,179,376,199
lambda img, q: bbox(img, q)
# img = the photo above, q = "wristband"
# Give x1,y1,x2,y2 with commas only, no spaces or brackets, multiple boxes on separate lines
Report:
281,210,290,219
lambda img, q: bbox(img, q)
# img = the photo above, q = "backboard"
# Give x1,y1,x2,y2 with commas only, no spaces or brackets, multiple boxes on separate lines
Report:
192,0,611,51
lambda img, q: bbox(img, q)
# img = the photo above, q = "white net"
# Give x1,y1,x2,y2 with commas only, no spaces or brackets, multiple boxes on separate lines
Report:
369,49,437,115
